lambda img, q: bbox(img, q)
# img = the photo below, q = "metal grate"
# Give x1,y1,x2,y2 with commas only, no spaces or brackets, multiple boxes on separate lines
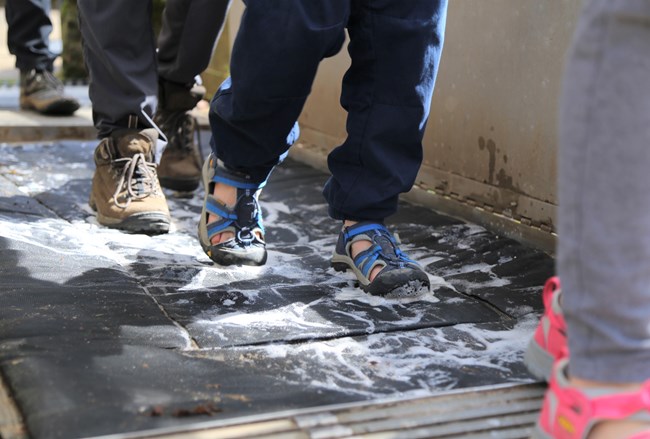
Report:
100,383,545,439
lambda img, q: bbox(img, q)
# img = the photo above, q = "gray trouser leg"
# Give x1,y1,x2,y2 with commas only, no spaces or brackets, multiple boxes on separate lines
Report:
5,0,56,71
77,0,158,138
157,0,230,85
559,0,650,383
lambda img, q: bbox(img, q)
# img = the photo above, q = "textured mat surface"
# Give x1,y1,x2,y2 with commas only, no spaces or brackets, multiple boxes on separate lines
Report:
0,141,553,438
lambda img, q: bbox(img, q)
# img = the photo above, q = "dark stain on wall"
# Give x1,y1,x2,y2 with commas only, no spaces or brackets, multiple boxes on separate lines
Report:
496,169,516,192
478,136,497,184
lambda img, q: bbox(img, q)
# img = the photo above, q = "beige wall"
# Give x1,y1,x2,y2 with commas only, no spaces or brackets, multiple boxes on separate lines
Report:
226,1,582,246
419,1,579,233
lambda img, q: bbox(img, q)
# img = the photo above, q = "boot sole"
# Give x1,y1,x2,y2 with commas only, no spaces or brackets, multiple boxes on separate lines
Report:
331,257,429,299
96,211,170,235
21,100,80,116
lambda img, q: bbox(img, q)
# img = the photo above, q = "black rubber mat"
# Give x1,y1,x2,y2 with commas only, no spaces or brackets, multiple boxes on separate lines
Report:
0,141,553,438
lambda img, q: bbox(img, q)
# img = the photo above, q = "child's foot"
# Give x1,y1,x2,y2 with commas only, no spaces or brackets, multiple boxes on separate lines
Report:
570,376,650,439
331,221,430,298
198,154,267,266
535,358,650,439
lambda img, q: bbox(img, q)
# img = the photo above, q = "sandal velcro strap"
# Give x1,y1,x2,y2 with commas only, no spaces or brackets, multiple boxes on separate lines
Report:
346,223,419,270
205,196,237,221
353,245,383,278
204,196,237,240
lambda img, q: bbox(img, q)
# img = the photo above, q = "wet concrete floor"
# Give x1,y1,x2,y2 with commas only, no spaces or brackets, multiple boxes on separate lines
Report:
0,139,552,438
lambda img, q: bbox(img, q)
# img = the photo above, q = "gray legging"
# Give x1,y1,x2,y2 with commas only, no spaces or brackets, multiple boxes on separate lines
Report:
77,0,229,138
558,0,650,383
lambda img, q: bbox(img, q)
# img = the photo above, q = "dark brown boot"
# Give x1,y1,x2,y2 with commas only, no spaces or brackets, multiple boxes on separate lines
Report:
19,69,80,116
155,79,204,192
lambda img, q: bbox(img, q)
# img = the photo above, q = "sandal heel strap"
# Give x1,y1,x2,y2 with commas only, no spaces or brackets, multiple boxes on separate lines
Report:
542,359,650,438
343,222,386,241
588,382,650,421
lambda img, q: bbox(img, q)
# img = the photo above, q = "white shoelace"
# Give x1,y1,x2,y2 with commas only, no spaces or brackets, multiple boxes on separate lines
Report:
112,153,158,209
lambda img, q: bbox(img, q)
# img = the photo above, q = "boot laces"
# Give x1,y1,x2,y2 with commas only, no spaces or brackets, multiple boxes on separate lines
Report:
159,111,198,153
31,70,64,93
112,153,158,208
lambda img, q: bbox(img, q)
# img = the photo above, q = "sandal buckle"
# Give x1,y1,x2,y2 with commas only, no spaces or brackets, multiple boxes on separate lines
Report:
237,227,255,245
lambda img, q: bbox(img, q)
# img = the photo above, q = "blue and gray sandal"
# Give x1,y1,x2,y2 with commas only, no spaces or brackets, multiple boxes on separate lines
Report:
331,222,430,298
198,154,267,266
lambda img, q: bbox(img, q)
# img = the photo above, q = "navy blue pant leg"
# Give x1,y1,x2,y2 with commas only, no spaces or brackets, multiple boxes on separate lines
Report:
209,0,349,184
325,0,448,221
210,0,447,216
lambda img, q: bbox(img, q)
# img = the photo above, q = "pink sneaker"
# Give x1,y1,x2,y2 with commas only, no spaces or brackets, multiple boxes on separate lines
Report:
534,358,650,439
525,276,566,381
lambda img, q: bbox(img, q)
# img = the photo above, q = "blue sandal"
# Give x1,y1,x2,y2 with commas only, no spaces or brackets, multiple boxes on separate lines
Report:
198,154,267,266
331,222,430,298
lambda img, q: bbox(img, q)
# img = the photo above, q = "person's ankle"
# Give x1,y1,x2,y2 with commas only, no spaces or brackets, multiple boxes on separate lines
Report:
569,375,649,439
570,376,642,392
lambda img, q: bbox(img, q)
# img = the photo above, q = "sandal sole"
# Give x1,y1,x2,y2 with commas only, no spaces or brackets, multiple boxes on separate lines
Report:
198,236,267,266
332,255,429,298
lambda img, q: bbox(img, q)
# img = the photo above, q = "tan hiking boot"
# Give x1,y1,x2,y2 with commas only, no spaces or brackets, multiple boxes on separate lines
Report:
89,127,170,234
154,80,204,192
19,69,80,116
